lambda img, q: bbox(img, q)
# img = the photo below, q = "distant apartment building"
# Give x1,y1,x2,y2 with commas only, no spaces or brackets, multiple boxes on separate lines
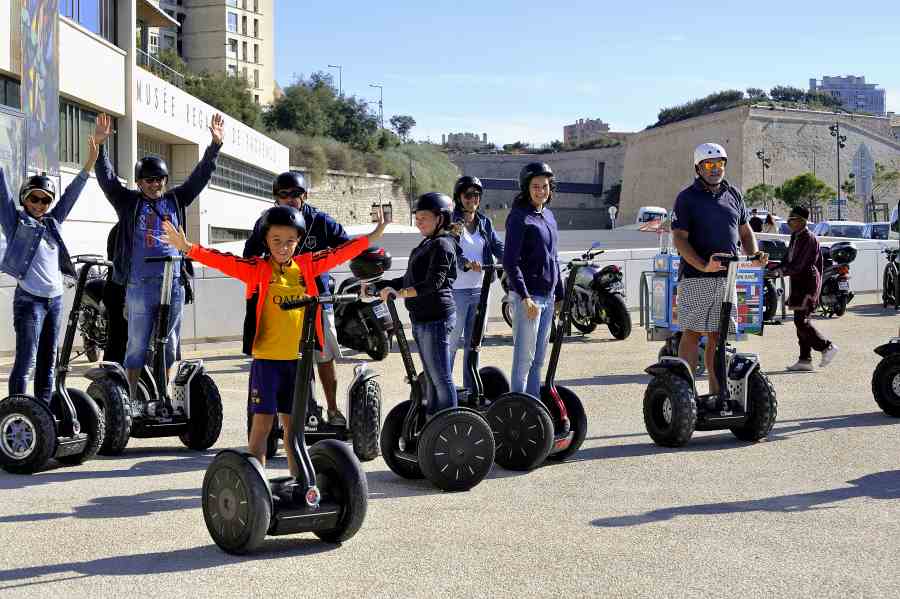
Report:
809,75,886,116
563,118,611,146
150,0,275,105
443,132,492,151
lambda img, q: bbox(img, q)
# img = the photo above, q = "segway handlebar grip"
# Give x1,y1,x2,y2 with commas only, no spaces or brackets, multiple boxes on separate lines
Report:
73,254,113,267
317,293,359,306
145,255,184,264
279,296,317,311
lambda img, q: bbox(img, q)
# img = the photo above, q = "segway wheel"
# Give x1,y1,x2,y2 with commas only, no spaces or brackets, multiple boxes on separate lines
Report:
379,400,423,479
0,395,57,474
56,389,105,466
543,385,588,462
203,450,271,555
487,394,553,471
730,370,777,441
418,408,495,492
643,374,697,447
247,401,279,460
310,439,369,542
479,366,510,400
349,378,381,462
88,377,132,456
872,354,900,417
179,373,223,450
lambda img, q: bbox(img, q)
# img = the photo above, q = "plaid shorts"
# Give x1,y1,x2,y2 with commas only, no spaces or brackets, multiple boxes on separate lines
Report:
676,276,737,334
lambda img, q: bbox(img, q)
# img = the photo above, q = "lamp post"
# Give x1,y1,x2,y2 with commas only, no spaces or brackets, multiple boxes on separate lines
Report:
755,149,772,212
327,64,342,96
829,122,848,220
369,83,383,129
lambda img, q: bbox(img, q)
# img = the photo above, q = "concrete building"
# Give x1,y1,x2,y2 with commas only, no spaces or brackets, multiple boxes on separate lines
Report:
563,118,610,146
153,0,276,105
443,132,492,152
809,75,886,116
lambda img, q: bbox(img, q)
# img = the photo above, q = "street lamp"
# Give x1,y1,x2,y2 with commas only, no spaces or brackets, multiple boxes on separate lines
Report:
755,149,772,212
829,122,848,220
327,64,342,96
369,83,383,129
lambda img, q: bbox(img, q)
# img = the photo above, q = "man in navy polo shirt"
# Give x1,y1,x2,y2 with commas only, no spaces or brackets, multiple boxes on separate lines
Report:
671,142,765,395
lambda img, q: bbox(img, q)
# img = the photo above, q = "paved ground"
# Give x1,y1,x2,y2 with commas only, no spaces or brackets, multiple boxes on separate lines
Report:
1,294,899,598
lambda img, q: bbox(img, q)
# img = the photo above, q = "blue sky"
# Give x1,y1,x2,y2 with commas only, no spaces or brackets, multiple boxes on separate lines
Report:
274,0,900,146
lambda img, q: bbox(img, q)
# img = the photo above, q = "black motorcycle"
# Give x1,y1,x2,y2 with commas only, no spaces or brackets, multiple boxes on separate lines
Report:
334,247,394,361
758,239,787,323
71,256,109,362
818,242,857,318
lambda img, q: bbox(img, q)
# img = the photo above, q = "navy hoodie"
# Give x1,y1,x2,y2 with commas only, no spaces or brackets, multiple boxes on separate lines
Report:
502,202,564,301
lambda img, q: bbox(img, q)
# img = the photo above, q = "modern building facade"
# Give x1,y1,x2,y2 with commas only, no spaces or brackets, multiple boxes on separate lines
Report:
809,75,887,116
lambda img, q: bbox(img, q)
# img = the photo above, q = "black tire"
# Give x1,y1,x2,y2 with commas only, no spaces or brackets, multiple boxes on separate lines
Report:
883,268,893,307
0,395,57,474
833,297,847,317
872,354,900,417
603,294,632,340
55,389,105,466
202,451,271,554
246,400,279,460
643,374,697,447
418,409,495,492
349,378,381,461
85,343,100,363
730,370,778,441
501,300,514,328
310,439,369,542
487,394,554,471
379,400,423,479
365,332,389,361
179,373,223,450
543,385,588,462
479,366,510,400
763,281,778,322
571,309,597,334
89,377,132,456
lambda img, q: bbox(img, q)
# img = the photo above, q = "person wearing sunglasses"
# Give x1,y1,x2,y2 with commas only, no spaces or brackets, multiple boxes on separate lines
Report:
93,112,225,401
448,175,504,392
0,138,99,403
670,142,766,397
241,171,354,426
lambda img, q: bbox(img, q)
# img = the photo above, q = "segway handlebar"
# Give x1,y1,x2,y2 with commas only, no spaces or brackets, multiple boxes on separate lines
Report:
712,253,765,265
72,254,113,267
279,293,359,311
145,255,191,264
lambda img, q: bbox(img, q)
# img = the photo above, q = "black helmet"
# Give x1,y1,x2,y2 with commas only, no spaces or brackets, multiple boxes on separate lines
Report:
518,162,554,192
452,175,483,206
259,205,306,240
414,192,453,230
135,156,169,180
273,171,306,195
19,174,56,206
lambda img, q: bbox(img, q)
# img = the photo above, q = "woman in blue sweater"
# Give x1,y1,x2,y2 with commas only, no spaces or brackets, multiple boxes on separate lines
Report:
502,162,564,397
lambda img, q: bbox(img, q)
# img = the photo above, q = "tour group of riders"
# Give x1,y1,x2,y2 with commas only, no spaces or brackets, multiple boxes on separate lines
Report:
0,114,840,475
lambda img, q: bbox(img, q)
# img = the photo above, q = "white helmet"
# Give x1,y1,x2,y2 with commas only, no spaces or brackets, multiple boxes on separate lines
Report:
694,142,728,166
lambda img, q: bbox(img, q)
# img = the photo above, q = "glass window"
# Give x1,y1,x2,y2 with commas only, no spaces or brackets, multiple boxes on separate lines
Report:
209,226,251,244
59,0,116,43
254,19,259,37
59,99,117,171
227,38,238,55
254,70,259,89
227,12,238,32
253,44,259,63
242,15,247,35
226,0,238,6
0,74,20,110
242,41,248,61
226,64,237,77
210,154,276,200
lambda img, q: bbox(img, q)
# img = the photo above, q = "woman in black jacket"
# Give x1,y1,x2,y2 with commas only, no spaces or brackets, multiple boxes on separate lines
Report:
378,193,458,415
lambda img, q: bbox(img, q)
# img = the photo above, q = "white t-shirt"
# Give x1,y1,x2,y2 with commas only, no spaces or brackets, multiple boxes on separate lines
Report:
454,226,486,290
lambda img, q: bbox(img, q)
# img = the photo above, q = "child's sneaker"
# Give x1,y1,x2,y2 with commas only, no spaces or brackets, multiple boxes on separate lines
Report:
327,409,347,427
820,344,839,368
786,360,814,372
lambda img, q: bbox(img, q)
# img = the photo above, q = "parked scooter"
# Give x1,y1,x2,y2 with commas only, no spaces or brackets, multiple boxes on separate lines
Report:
0,256,107,474
881,247,900,310
818,241,857,318
333,247,394,361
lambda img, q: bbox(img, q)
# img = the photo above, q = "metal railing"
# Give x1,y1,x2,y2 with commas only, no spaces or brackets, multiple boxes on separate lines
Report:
136,48,185,88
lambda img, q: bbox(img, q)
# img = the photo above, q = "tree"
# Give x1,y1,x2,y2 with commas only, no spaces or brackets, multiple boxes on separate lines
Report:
769,85,806,102
805,91,843,109
744,183,776,209
872,162,900,204
389,115,417,142
746,88,767,100
184,71,261,127
841,174,857,204
775,173,835,212
502,141,531,153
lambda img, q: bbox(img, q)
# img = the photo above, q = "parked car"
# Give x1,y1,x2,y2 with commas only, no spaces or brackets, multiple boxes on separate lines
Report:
862,222,891,240
778,221,817,235
813,220,866,238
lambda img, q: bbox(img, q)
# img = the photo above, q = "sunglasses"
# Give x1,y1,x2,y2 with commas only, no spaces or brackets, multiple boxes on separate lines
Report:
463,192,482,200
276,189,305,199
142,176,166,185
27,195,52,206
700,159,726,172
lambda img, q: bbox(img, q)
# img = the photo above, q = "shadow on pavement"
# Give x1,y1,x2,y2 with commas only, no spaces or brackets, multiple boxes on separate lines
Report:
848,303,898,318
556,373,650,387
0,488,200,523
591,469,900,527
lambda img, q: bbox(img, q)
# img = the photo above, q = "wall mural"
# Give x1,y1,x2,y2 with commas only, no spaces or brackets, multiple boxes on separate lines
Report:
20,0,59,176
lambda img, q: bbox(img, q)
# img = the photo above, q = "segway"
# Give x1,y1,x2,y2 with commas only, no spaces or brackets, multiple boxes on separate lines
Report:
379,298,495,491
84,256,222,454
0,256,106,474
643,254,777,447
455,265,554,471
872,338,900,417
203,294,368,554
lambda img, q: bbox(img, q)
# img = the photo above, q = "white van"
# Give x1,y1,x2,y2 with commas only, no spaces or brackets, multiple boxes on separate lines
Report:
636,206,668,224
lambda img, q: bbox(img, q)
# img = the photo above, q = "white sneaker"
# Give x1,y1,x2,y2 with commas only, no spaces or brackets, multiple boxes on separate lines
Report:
820,344,839,368
786,360,814,372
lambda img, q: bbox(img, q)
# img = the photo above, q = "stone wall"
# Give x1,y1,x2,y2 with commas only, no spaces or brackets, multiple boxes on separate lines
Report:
292,167,412,227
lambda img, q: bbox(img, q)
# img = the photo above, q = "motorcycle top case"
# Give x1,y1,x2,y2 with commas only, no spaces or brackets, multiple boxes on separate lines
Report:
759,238,788,263
349,247,392,279
828,241,857,265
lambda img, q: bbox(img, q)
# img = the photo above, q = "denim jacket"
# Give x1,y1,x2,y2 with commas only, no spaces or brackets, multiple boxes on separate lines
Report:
0,168,88,281
451,208,504,271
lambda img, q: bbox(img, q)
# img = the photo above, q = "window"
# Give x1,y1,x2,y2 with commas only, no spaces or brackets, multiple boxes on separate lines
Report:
0,74,20,110
226,0,237,6
209,226,252,244
227,38,237,55
253,44,259,63
254,94,260,104
242,41,248,61
254,0,259,11
226,64,237,77
210,154,275,200
253,69,259,89
242,15,247,35
137,135,172,175
59,0,116,43
242,67,248,81
254,19,259,37
242,0,247,8
227,11,237,32
60,100,117,170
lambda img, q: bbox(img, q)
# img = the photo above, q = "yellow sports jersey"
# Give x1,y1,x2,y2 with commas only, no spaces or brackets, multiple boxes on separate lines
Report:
252,259,307,360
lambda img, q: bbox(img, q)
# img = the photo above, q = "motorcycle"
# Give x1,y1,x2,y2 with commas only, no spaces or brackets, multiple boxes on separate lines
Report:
71,256,109,363
818,241,857,318
333,247,394,361
758,239,787,323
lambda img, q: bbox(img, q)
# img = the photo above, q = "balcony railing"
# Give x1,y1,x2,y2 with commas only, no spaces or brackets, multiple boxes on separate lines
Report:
137,48,185,88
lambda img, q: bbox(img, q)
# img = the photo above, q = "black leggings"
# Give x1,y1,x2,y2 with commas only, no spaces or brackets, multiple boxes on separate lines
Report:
793,308,829,361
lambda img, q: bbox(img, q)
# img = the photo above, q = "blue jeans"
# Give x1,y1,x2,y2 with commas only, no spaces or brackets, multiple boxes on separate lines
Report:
449,287,484,392
510,292,554,398
10,287,63,403
412,315,457,416
124,276,184,370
